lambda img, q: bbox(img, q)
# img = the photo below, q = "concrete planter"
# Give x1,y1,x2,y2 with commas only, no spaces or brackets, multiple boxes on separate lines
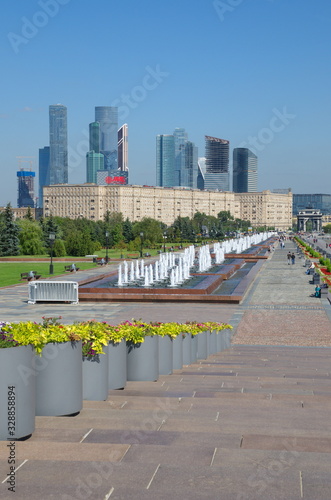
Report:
197,331,208,360
35,341,82,416
127,336,159,381
182,332,192,365
208,330,217,355
158,336,173,376
0,346,36,440
191,334,198,363
172,334,183,370
83,345,109,401
108,340,127,390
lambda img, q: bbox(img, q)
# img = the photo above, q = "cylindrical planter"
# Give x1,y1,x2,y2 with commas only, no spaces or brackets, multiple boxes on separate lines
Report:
208,330,217,355
127,336,159,381
172,334,183,370
83,345,109,401
108,340,127,390
223,329,232,350
191,334,198,363
182,333,192,365
197,331,208,360
158,336,173,376
216,330,225,352
35,341,82,416
0,346,36,440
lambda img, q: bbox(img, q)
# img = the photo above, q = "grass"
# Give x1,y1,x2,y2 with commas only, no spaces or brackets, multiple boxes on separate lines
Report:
0,262,98,287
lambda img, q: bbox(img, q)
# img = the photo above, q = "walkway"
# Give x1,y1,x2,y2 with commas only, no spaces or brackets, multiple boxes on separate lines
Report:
1,240,331,499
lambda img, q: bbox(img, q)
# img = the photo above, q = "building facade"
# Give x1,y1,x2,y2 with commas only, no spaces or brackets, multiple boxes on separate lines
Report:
118,124,128,174
38,146,50,208
156,135,175,187
293,194,331,215
17,170,35,208
86,151,104,184
204,136,230,191
49,104,68,185
43,185,292,230
233,148,258,192
89,122,100,153
95,106,118,170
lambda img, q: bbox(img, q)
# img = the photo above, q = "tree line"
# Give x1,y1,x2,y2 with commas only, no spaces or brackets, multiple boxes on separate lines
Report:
0,203,258,257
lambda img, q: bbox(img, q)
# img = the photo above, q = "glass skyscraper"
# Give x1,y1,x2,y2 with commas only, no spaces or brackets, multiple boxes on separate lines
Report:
233,148,258,192
204,136,229,191
118,124,128,173
293,194,331,215
95,106,118,170
86,151,104,184
49,104,68,185
38,146,50,208
89,122,100,153
156,135,175,187
156,129,199,189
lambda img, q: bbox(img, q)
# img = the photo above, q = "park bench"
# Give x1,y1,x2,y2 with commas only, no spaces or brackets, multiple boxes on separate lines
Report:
20,271,41,281
64,265,80,272
127,253,139,259
93,258,106,265
144,252,151,257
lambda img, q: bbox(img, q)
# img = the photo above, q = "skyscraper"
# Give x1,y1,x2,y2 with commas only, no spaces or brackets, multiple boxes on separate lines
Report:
86,151,104,184
184,141,198,189
118,124,128,173
95,106,118,170
233,148,258,192
173,128,188,186
156,135,175,187
204,136,229,191
17,169,35,208
38,146,50,208
89,122,100,153
49,104,68,185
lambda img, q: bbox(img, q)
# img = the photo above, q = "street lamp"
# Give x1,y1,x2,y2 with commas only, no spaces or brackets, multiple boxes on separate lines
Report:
49,232,55,275
140,232,144,258
163,232,167,252
105,231,109,263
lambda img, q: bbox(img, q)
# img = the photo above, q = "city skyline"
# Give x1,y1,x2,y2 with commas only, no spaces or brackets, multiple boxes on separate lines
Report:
1,0,331,205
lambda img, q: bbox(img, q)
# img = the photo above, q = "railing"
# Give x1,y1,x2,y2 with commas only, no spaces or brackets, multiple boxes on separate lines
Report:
28,281,79,305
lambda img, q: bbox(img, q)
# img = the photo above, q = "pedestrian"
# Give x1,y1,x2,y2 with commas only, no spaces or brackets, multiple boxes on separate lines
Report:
70,263,76,272
287,252,291,265
291,252,295,265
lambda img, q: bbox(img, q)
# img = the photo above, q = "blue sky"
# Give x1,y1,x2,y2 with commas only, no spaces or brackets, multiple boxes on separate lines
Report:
1,0,331,206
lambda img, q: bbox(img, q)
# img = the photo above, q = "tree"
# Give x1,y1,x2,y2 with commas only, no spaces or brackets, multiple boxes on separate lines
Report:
323,224,331,234
23,206,34,221
122,218,134,243
17,219,45,255
64,230,96,256
0,203,20,256
132,218,163,247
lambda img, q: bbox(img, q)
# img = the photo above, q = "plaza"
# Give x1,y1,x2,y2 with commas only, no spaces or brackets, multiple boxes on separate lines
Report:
1,238,331,499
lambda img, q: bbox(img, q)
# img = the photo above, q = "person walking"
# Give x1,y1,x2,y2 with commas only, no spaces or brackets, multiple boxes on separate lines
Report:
291,252,295,265
287,251,291,265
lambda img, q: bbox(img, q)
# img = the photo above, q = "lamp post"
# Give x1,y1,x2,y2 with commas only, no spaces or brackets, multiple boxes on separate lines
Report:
163,232,167,252
140,232,144,258
105,231,109,263
49,232,55,275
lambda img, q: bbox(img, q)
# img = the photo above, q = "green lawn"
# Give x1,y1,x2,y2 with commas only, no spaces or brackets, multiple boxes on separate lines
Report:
0,262,98,287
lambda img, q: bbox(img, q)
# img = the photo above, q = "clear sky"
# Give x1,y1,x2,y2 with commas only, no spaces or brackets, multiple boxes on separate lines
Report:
1,0,331,206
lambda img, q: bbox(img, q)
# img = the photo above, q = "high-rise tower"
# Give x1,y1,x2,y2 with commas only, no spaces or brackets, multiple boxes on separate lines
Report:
156,135,175,187
17,169,35,207
118,124,128,173
204,136,229,191
95,106,118,170
39,146,50,207
233,148,258,192
49,104,68,185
